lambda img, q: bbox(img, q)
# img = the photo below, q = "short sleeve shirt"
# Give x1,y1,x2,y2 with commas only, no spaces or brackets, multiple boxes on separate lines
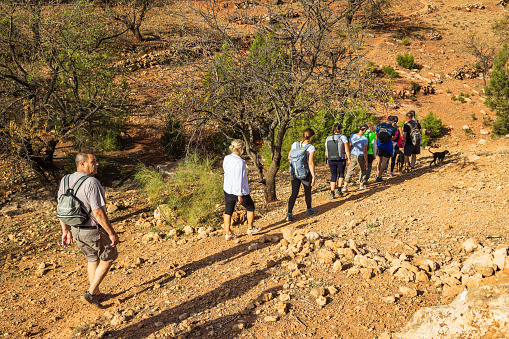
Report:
363,131,377,155
325,134,348,159
291,141,316,154
404,120,422,144
57,172,107,226
349,134,369,156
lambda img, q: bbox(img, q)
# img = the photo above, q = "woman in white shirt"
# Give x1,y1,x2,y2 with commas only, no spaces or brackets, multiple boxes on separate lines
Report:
286,128,317,221
223,140,260,240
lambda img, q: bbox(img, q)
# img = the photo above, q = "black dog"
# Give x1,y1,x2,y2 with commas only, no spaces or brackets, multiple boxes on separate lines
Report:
395,149,404,172
429,148,450,167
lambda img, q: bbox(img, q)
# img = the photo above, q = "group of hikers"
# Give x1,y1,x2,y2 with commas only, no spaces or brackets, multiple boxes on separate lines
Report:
222,110,422,239
56,111,421,308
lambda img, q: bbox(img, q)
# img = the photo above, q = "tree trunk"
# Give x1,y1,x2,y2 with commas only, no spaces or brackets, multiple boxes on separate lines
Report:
131,26,144,41
261,119,288,203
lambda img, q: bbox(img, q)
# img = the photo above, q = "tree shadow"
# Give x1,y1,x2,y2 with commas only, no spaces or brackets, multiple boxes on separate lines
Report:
110,257,283,338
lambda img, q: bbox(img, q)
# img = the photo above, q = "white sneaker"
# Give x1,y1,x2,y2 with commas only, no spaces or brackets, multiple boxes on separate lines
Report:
225,233,237,240
247,227,261,235
359,186,367,190
342,187,348,192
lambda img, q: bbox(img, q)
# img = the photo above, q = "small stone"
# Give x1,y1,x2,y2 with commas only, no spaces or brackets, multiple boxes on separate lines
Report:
316,296,327,307
399,286,418,297
384,296,397,303
306,232,320,242
333,260,344,271
232,323,245,331
183,225,194,235
327,286,338,295
179,313,189,321
279,293,291,302
443,285,465,297
443,225,452,231
155,322,164,327
264,316,278,322
310,287,325,298
274,302,288,315
248,243,259,251
266,260,277,268
246,302,255,310
462,238,481,253
479,266,494,277
262,293,274,302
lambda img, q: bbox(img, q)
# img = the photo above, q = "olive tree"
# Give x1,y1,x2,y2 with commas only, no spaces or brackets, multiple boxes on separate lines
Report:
169,0,388,203
0,0,130,182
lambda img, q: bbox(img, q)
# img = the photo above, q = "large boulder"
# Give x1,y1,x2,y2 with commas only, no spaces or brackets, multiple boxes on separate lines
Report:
394,283,509,338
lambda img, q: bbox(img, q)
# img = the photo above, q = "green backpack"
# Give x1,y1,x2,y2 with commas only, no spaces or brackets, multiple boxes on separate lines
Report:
57,175,90,226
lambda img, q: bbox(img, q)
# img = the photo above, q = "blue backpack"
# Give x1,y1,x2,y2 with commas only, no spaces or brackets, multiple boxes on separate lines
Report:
289,142,311,179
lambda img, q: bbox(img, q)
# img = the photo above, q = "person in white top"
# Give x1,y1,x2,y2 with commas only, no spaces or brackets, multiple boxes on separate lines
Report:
222,139,260,240
286,128,317,221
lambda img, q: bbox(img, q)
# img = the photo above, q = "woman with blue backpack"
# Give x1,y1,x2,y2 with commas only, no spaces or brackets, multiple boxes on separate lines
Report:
286,128,317,221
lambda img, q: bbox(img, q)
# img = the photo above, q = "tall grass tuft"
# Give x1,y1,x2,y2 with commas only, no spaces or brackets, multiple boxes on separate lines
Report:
135,154,223,227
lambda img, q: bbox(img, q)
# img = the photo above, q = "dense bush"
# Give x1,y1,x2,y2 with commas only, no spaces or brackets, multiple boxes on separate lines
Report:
421,111,443,139
135,154,223,227
383,66,399,79
402,37,410,46
262,108,378,171
396,52,415,69
485,43,509,136
410,81,421,92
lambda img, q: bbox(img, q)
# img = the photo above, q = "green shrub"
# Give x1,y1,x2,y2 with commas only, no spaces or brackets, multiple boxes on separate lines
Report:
383,66,399,79
421,133,429,147
402,37,410,46
396,52,415,69
421,111,443,139
410,81,421,92
446,89,451,93
483,115,493,127
410,95,417,101
451,95,457,101
464,128,474,135
262,108,378,171
471,113,477,120
134,164,166,206
135,154,223,227
458,96,466,103
161,113,186,158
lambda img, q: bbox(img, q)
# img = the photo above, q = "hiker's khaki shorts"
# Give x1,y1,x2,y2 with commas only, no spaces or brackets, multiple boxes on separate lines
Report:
71,227,118,263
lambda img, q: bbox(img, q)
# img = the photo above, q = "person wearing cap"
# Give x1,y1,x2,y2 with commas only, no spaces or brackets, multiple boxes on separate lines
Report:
325,123,351,199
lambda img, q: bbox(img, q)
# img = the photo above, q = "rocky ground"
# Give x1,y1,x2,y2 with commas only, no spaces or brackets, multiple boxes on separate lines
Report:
1,0,509,338
1,139,509,338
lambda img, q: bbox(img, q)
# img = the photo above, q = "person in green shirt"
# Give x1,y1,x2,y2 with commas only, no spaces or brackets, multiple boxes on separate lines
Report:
359,121,377,184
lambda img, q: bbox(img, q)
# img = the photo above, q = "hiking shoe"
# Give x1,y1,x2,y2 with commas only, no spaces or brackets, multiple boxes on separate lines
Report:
411,167,415,172
286,213,295,221
81,292,102,308
375,177,383,183
341,187,348,192
402,169,409,174
306,208,318,215
225,233,238,240
359,185,367,190
247,227,261,235
336,189,343,197
389,172,394,177
330,191,335,200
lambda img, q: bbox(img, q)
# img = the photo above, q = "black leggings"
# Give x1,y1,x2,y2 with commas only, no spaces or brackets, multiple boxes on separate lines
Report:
288,175,312,213
390,146,400,172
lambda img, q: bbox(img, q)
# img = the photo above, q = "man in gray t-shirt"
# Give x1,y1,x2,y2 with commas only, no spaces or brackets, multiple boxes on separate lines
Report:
57,152,119,308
